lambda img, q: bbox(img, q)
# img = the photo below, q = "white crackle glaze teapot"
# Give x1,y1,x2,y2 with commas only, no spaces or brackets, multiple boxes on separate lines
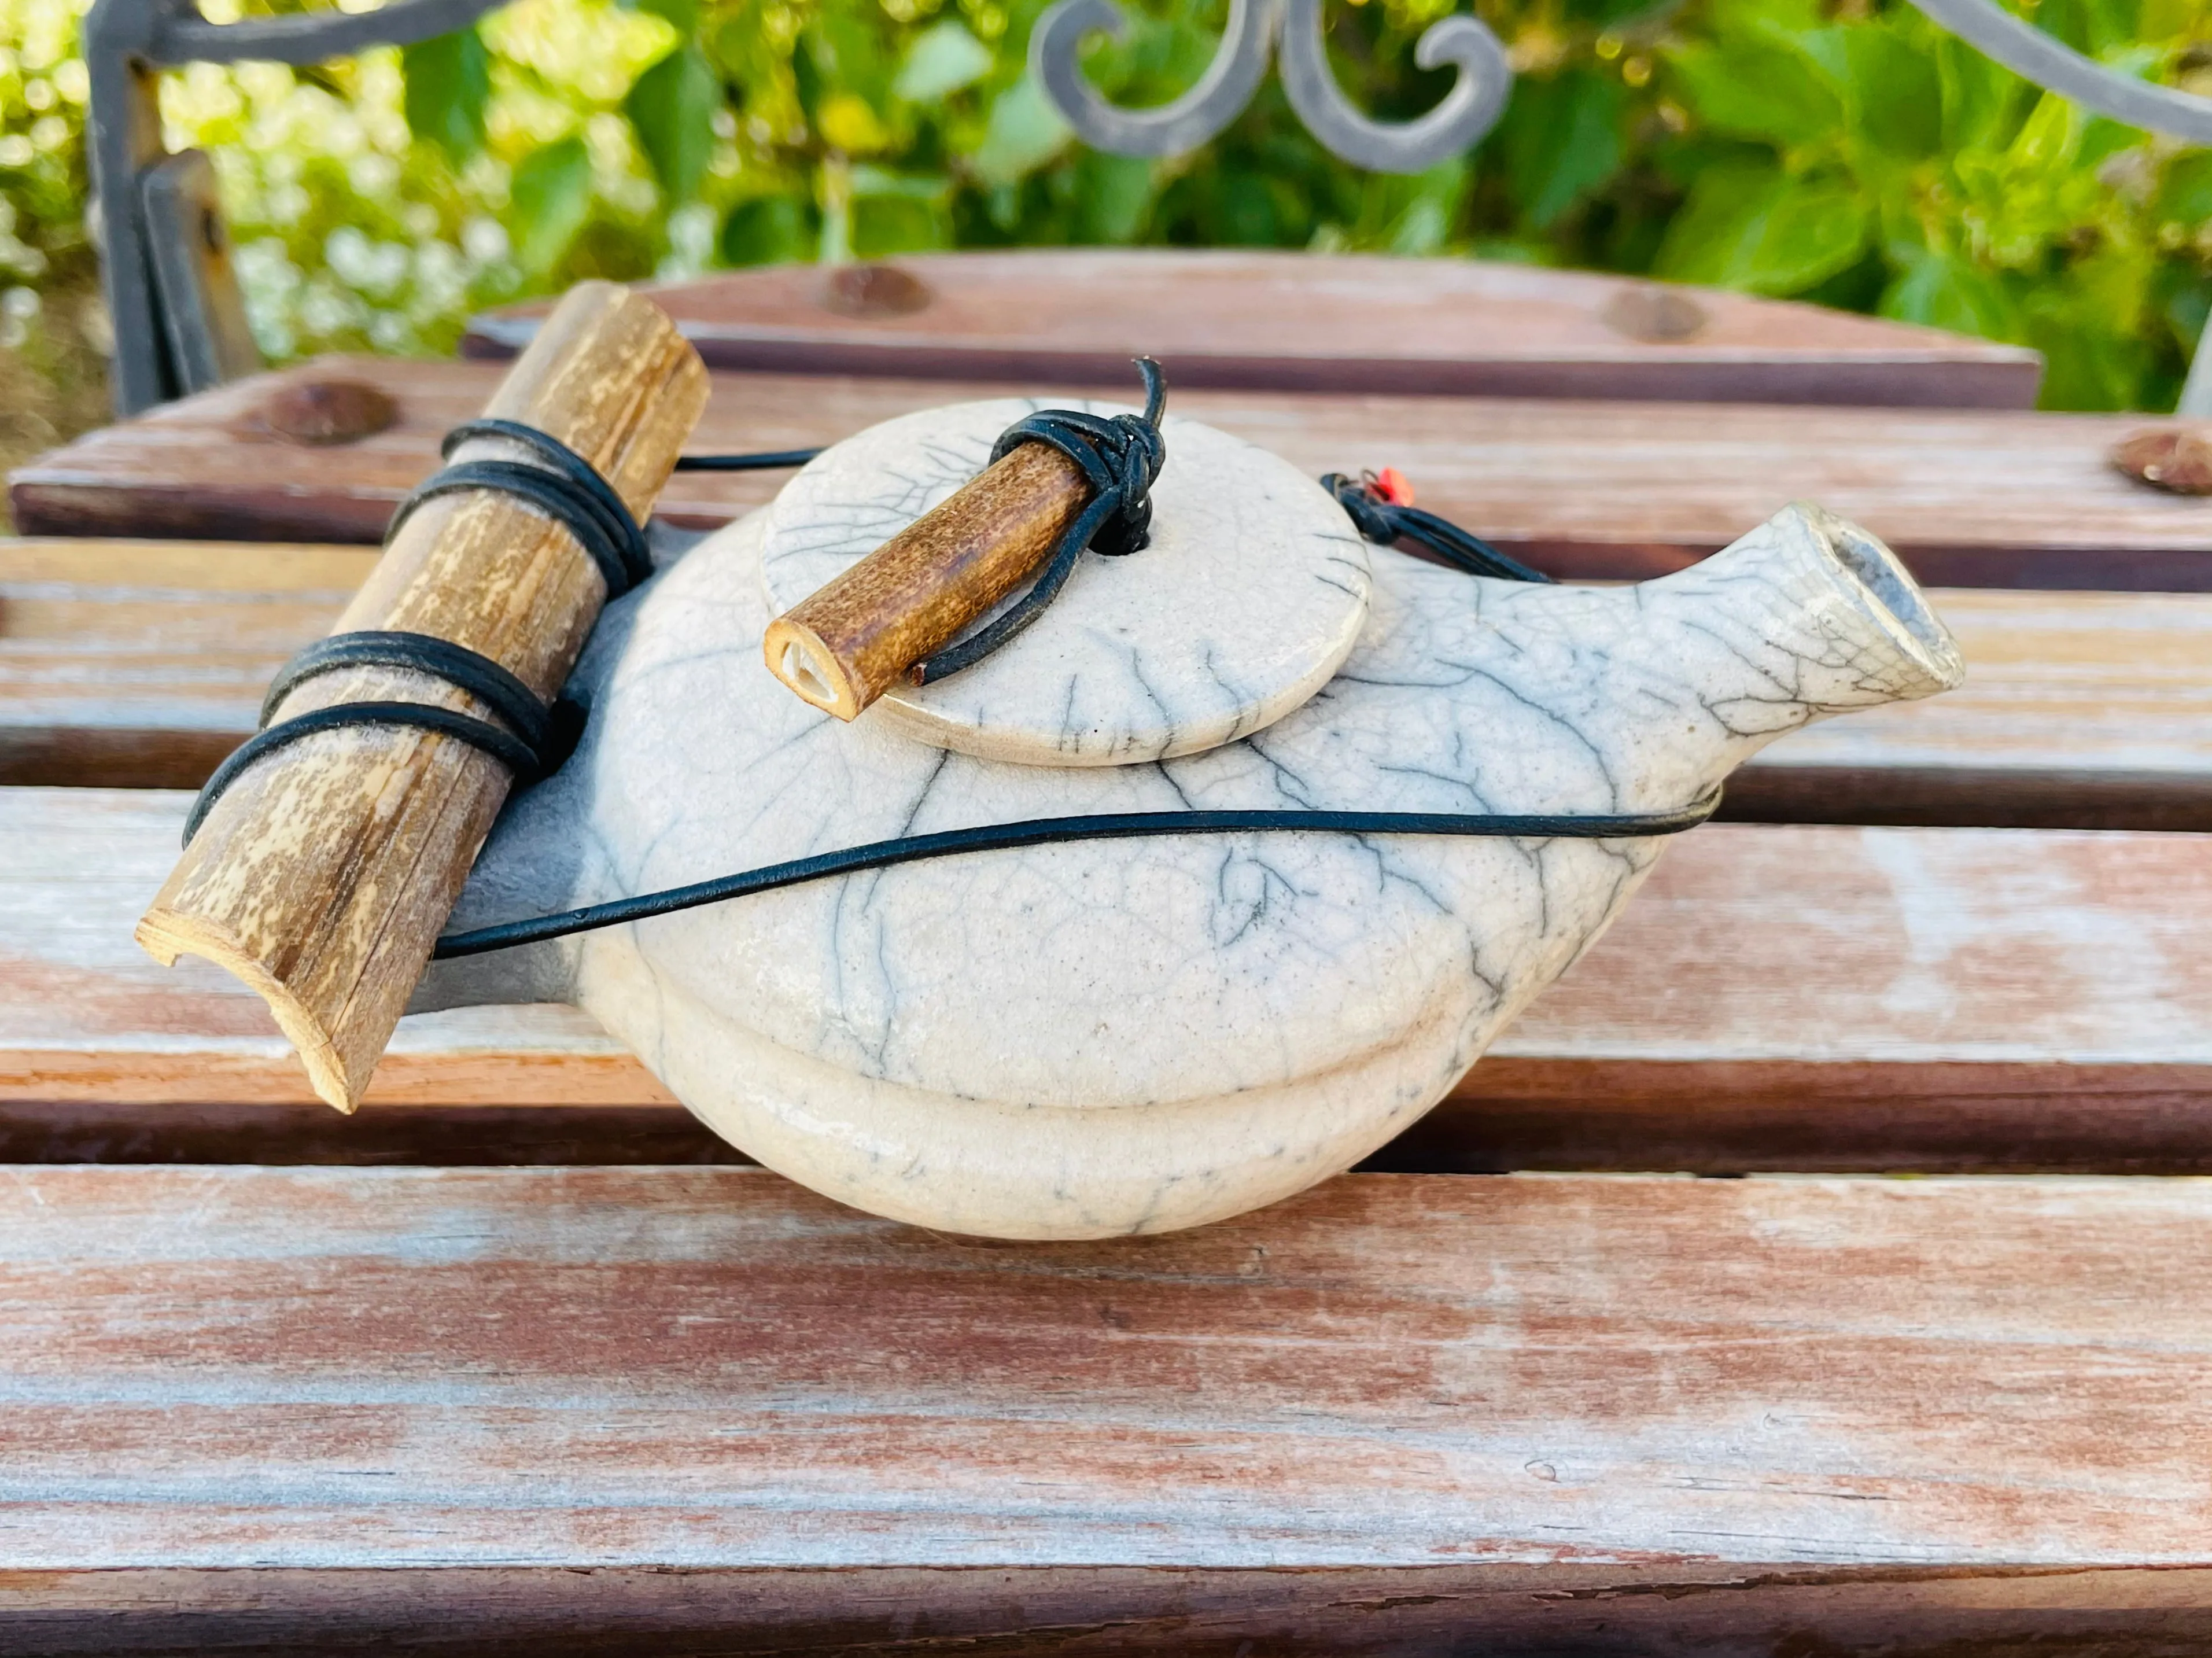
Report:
415,399,1965,1239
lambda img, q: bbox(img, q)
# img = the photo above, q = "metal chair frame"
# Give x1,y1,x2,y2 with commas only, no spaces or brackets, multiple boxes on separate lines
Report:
83,0,504,414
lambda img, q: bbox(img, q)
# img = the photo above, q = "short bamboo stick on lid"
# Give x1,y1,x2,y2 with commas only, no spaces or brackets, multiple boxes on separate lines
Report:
763,440,1092,721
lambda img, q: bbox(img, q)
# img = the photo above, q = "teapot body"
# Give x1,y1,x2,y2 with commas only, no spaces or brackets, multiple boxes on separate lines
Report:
425,440,1962,1238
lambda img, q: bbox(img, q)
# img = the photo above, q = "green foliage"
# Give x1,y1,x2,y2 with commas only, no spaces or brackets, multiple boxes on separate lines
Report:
0,0,2209,407
510,134,593,269
401,26,491,160
624,43,721,199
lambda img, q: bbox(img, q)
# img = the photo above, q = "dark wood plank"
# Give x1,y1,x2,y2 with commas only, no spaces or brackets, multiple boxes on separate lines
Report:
11,787,2212,1173
10,542,2210,826
15,358,2206,588
465,250,2045,409
3,1164,2210,1653
10,1562,2212,1656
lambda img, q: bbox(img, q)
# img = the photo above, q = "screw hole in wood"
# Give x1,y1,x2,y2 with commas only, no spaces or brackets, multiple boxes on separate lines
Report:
253,378,400,447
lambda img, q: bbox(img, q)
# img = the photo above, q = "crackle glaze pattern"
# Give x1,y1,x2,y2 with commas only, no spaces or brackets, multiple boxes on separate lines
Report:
423,498,1964,1239
759,400,1373,765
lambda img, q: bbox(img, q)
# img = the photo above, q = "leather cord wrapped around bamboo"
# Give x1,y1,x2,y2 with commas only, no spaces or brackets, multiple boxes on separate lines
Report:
135,281,709,1112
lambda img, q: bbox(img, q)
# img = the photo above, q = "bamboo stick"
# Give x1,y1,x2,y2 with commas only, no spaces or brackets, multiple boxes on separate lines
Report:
136,282,708,1112
763,441,1089,720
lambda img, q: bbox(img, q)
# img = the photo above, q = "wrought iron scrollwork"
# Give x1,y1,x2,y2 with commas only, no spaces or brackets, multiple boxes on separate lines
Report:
1034,0,2212,171
1907,0,2212,144
1030,0,1510,173
1030,0,1281,157
1275,0,1511,173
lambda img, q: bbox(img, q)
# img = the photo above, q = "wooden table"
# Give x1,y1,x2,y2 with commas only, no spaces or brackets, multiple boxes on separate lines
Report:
17,358,2212,587
4,257,2211,1653
463,249,2045,407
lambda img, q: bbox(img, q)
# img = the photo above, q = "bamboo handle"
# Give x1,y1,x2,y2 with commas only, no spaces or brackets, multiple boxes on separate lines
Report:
764,440,1089,720
136,281,709,1112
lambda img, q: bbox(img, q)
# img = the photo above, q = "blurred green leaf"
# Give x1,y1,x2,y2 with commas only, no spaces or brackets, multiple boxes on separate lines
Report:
895,21,994,104
622,0,698,35
2161,153,2212,227
1657,163,1869,294
625,45,720,201
401,29,490,163
510,137,592,272
1502,71,1624,230
1828,27,1943,159
1881,248,2019,339
809,8,895,109
856,191,950,256
1074,151,1155,242
965,77,1070,187
721,194,815,266
1668,39,1841,147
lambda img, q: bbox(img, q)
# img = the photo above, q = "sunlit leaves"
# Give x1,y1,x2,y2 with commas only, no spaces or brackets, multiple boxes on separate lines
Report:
1499,70,1623,229
511,137,591,271
895,21,994,104
401,28,489,163
965,79,1070,187
721,193,814,264
1657,164,1869,294
624,44,720,200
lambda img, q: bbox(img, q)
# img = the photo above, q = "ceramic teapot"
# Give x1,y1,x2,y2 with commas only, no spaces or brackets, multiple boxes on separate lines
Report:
415,399,1965,1239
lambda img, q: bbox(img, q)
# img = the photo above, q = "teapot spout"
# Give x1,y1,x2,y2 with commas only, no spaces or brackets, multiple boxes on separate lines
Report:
1627,502,1964,773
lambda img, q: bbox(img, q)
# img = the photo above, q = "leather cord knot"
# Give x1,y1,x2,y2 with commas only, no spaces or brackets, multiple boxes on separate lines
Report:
1323,470,1553,585
913,358,1169,685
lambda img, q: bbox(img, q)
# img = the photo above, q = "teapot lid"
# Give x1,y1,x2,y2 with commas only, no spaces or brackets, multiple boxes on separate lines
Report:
757,398,1372,767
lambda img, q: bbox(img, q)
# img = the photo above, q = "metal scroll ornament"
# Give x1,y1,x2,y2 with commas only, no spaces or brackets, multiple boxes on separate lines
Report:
1031,0,2212,175
1030,0,1513,174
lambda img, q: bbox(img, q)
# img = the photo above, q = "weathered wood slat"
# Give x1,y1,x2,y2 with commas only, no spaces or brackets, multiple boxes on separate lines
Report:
3,1165,2210,1653
0,539,375,787
14,359,2210,588
463,249,2046,408
10,787,2211,1172
8,542,2212,831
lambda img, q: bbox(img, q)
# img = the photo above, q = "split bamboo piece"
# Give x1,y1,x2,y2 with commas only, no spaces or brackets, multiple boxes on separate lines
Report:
135,282,709,1112
763,441,1089,719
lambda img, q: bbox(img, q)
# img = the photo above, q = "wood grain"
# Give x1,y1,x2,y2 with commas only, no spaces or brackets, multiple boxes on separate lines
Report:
463,249,2046,408
4,1163,2212,1652
0,537,375,788
12,1563,2212,1657
135,286,709,1113
16,786,2212,1172
10,546,2212,828
764,440,1087,717
16,358,2210,588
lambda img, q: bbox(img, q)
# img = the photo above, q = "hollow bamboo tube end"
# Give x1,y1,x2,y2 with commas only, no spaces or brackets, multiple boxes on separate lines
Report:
762,441,1089,719
763,617,864,722
134,907,363,1112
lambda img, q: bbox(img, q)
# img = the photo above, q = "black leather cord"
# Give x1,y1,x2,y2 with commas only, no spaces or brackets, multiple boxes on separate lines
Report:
184,421,650,847
911,358,1171,684
1323,472,1552,584
184,697,545,846
259,630,558,760
389,418,654,598
674,448,823,471
432,791,1723,959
